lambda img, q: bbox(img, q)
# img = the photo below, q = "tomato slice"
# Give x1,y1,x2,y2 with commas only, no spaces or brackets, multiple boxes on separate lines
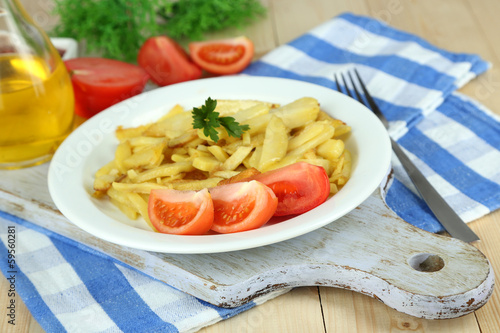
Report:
248,162,330,216
138,36,202,86
148,188,214,235
64,57,149,118
189,36,254,75
209,181,277,233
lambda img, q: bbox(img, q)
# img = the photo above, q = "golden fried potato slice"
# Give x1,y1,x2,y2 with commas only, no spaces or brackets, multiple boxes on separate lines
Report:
108,187,138,220
231,103,270,123
223,146,253,171
112,182,171,194
133,161,194,183
287,121,331,152
115,125,149,142
259,116,288,171
95,160,117,178
168,130,198,148
115,140,133,173
123,140,166,170
214,99,275,117
207,145,229,162
317,139,345,161
171,177,224,191
192,156,222,172
247,146,262,169
143,112,192,138
271,97,320,129
157,104,185,122
126,192,157,231
217,167,261,185
241,114,273,135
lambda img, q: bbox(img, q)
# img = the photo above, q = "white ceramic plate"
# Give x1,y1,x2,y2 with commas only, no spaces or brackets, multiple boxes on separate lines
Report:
48,76,391,254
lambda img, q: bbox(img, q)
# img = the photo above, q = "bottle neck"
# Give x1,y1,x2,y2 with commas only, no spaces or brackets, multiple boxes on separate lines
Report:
0,0,56,69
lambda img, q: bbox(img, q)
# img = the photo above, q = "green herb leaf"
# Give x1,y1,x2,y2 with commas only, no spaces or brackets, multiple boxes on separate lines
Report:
192,97,250,143
219,117,250,138
192,97,221,142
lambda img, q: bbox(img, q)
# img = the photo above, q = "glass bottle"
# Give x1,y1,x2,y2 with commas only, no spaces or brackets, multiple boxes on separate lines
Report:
0,0,74,169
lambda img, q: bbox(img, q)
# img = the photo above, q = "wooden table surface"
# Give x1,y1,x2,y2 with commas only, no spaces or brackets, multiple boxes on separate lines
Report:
3,0,500,332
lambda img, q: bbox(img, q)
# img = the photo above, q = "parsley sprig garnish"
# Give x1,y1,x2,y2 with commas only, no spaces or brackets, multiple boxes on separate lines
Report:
192,97,250,143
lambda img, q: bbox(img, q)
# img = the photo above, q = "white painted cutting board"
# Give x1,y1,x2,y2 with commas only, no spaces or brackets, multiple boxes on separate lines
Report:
0,164,494,319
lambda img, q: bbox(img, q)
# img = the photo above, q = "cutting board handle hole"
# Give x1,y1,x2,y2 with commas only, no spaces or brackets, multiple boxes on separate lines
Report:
408,253,445,272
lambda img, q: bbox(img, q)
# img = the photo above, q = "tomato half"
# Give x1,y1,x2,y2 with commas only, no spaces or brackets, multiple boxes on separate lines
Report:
138,36,202,86
189,36,254,75
248,162,330,216
64,57,149,118
209,180,277,233
148,188,214,235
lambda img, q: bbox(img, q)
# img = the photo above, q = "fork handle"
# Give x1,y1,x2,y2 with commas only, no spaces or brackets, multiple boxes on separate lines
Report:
390,139,480,242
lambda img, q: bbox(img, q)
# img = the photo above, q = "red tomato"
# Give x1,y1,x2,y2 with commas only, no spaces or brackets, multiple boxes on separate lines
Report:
249,162,330,216
64,57,149,118
209,181,277,233
148,188,214,235
138,36,202,86
189,36,254,75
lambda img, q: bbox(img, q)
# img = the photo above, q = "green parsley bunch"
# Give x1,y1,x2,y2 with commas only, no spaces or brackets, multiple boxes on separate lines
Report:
52,0,266,63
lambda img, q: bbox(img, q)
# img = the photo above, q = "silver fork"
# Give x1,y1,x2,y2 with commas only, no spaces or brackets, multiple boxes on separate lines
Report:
335,69,479,243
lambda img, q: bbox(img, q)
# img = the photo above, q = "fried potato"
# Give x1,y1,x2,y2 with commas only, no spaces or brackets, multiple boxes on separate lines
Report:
94,97,352,228
207,145,229,162
287,121,330,152
271,97,320,129
168,130,198,148
95,160,117,178
114,141,132,173
112,182,171,194
317,139,345,161
157,104,185,122
217,167,261,185
193,156,222,172
215,99,276,117
247,146,262,169
115,125,149,142
170,177,223,191
259,116,288,171
143,112,192,138
241,113,273,135
231,103,271,123
108,187,138,220
123,141,166,170
133,162,194,183
223,145,253,171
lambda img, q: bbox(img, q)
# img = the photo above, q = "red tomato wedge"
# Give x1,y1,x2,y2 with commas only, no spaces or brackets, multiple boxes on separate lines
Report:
248,162,330,216
148,188,214,235
138,36,202,86
209,180,277,234
189,36,254,75
64,57,149,118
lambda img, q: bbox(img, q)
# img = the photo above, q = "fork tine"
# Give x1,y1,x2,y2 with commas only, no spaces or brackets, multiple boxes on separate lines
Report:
334,74,343,93
347,71,366,107
353,69,380,114
340,73,352,98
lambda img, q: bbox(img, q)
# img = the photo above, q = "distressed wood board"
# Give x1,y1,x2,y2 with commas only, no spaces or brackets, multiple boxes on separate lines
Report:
0,164,494,319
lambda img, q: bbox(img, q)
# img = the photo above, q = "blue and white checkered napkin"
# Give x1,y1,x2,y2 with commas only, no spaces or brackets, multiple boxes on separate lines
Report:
1,12,500,333
244,12,500,233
